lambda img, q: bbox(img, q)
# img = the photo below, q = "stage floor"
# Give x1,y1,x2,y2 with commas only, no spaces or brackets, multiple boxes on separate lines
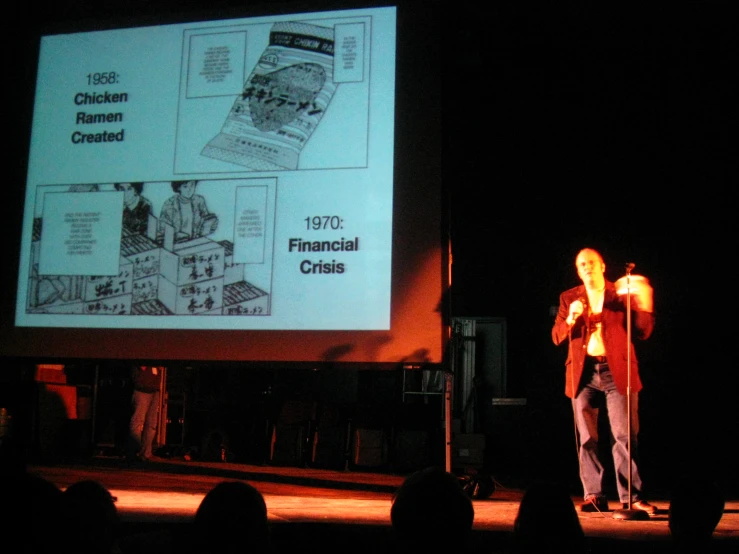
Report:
27,456,739,553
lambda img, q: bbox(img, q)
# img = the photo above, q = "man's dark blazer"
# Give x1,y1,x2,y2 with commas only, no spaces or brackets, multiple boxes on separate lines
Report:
552,280,655,398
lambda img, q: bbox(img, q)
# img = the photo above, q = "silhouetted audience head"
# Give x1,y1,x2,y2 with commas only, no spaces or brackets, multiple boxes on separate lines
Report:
390,466,474,552
189,480,271,553
512,480,586,554
1,472,68,553
669,477,725,551
62,479,120,554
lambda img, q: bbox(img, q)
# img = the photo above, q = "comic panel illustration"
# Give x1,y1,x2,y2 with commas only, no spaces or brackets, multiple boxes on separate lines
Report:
26,179,276,318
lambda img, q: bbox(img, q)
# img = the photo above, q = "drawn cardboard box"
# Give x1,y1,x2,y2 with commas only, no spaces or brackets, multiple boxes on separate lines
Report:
131,274,159,305
217,239,246,286
158,275,225,315
121,232,162,281
121,232,162,305
83,257,134,303
160,237,226,287
222,281,270,316
81,291,133,316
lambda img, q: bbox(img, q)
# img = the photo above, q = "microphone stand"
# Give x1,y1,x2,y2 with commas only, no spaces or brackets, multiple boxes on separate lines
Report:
612,263,649,521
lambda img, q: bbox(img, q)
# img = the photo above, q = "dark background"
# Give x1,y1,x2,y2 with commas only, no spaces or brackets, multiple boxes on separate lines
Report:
5,1,737,494
444,1,736,494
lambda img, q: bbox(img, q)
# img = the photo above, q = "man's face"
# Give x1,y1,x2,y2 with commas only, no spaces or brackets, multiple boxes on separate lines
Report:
576,250,605,283
180,181,196,198
119,183,136,203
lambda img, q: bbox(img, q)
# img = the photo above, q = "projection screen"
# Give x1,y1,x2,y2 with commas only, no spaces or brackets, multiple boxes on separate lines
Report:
1,3,446,365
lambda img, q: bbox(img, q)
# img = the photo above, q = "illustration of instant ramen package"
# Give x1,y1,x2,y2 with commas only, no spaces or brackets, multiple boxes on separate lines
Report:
202,21,337,171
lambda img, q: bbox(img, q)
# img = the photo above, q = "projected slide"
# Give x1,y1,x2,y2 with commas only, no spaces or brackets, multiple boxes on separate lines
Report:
17,6,396,331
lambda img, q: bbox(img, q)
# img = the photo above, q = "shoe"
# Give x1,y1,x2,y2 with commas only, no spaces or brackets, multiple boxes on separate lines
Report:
625,500,657,515
580,496,610,513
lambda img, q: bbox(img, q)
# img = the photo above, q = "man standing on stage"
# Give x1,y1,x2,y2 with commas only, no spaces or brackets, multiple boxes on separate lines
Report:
552,248,657,514
128,365,162,462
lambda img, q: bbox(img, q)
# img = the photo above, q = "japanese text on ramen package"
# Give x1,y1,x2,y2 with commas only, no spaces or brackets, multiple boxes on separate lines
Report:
202,21,337,171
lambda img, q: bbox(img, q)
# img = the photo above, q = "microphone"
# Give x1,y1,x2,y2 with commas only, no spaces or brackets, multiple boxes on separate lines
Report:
571,296,587,321
576,296,587,318
625,262,636,273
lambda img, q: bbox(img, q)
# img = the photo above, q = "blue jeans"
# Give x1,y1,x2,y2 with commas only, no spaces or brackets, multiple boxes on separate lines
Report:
129,389,160,459
572,362,644,503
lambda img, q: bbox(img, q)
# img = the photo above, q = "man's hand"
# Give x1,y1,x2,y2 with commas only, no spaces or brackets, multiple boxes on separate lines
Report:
567,299,585,325
615,275,653,313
